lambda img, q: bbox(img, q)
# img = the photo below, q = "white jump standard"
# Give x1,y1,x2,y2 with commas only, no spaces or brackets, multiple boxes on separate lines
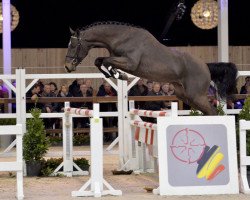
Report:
64,102,122,197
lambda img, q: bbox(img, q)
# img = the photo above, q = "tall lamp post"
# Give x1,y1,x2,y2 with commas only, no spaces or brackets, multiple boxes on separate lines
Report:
1,0,12,148
1,0,19,148
218,0,229,62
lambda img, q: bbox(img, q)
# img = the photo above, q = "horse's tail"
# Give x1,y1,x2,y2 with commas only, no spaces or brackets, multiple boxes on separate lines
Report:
207,62,238,98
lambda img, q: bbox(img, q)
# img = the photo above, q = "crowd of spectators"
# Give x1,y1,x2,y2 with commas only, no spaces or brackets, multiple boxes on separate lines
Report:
1,77,250,129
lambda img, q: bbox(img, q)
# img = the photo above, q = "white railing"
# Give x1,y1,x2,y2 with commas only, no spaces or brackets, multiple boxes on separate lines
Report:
0,124,23,200
239,120,250,194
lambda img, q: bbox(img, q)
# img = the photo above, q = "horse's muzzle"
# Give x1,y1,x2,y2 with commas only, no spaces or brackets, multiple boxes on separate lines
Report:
64,64,76,73
64,66,72,73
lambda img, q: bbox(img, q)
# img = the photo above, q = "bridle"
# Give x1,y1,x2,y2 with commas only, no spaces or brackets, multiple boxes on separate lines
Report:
66,36,83,65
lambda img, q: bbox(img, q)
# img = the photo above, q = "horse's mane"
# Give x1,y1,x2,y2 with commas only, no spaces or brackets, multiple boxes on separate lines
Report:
80,21,144,31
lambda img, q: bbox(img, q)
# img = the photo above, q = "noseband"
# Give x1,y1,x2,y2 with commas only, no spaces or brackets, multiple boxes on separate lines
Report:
66,37,83,65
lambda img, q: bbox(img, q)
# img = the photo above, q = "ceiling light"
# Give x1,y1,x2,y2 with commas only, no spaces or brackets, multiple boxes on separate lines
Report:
0,3,19,33
191,0,218,30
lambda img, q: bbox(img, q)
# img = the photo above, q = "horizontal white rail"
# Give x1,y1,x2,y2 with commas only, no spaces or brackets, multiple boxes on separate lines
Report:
130,109,171,118
0,125,22,135
65,107,93,117
0,162,22,171
0,114,17,118
25,73,106,79
238,71,250,76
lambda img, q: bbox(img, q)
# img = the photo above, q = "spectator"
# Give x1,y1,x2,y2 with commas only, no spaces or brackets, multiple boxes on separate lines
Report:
207,84,218,107
74,84,93,128
128,78,148,109
85,79,95,96
97,79,116,96
56,85,73,112
74,84,93,108
168,83,175,95
97,82,118,141
145,82,165,123
233,85,250,109
41,83,57,128
69,78,84,96
147,81,153,92
240,76,250,94
36,80,44,94
0,79,9,95
227,96,243,109
145,82,165,111
49,82,58,96
161,83,173,109
26,84,42,112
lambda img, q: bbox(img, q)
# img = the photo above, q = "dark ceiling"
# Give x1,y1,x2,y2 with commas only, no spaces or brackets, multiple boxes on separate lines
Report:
3,0,250,48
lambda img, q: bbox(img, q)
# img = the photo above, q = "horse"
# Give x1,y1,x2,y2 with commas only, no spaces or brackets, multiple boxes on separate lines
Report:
64,21,238,115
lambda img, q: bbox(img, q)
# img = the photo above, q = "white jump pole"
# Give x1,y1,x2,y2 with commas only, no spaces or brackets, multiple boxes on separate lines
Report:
71,103,122,197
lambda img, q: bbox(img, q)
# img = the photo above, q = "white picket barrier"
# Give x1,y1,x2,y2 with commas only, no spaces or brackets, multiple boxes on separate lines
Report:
239,120,250,194
0,124,23,200
64,102,122,197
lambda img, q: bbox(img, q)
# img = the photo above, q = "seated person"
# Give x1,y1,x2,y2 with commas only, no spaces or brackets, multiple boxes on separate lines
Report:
146,81,153,93
26,84,42,112
144,82,166,123
145,82,165,111
49,82,58,96
240,76,250,94
69,78,84,97
97,82,118,141
41,83,57,129
56,85,73,112
161,83,175,109
97,82,117,125
85,79,95,96
74,83,93,128
128,78,148,109
207,84,218,107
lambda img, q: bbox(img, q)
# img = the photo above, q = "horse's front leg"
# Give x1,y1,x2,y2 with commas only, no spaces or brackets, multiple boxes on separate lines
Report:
94,57,113,78
101,56,139,80
95,57,134,80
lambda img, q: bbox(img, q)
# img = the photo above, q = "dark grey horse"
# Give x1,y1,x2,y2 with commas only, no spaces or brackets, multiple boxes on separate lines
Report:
64,22,238,115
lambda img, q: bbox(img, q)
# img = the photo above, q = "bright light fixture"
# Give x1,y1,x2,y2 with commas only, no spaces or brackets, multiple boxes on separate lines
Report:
0,3,19,33
191,0,218,30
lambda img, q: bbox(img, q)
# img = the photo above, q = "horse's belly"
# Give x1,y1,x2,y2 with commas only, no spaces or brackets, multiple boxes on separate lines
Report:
134,67,179,83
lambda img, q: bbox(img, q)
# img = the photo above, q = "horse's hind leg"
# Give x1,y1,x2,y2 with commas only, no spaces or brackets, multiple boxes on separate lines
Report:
173,83,217,115
189,95,217,115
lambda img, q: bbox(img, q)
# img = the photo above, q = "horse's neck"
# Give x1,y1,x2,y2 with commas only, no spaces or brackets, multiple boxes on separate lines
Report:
82,27,121,50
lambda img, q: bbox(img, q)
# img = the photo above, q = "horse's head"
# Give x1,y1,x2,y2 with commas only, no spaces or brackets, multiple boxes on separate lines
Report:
64,28,89,73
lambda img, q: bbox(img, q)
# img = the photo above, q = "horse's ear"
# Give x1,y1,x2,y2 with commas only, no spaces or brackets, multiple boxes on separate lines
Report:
75,28,80,37
69,27,75,35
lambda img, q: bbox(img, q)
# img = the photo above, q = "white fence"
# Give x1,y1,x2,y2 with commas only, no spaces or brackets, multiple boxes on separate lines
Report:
239,120,250,194
0,124,23,200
